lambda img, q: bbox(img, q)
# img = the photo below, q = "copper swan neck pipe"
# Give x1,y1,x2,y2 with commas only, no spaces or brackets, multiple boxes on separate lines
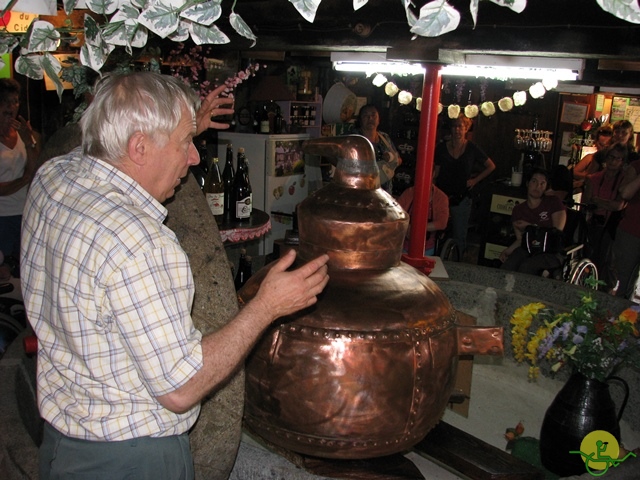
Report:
302,135,381,190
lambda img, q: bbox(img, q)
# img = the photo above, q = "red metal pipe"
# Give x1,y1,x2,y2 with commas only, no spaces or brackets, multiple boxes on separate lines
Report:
402,64,442,274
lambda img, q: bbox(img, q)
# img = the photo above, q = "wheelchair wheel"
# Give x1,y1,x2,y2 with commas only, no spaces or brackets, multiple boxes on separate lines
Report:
569,259,598,288
439,238,460,262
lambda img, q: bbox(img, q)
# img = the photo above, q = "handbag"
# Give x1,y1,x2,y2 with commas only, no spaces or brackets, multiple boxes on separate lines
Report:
522,225,564,256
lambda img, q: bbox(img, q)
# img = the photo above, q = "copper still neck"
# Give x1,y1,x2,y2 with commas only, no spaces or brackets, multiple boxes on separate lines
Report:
299,135,408,270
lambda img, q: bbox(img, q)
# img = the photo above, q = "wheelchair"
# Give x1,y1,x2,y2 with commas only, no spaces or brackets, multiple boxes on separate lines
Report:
546,204,598,288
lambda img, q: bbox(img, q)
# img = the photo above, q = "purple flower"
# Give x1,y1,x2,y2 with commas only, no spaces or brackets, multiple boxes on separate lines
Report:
573,334,584,344
559,322,572,341
576,325,588,335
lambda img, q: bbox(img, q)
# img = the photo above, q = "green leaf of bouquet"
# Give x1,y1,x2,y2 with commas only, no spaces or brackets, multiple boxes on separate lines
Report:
24,21,60,53
289,0,322,23
168,20,190,42
139,3,180,39
181,1,222,26
189,22,230,45
229,13,257,48
410,0,460,38
489,0,527,14
15,54,44,80
63,0,80,16
597,0,640,24
0,33,19,56
86,0,119,15
42,53,64,101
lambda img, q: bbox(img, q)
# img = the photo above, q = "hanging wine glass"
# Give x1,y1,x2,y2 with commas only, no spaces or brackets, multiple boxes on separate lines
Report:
514,129,523,149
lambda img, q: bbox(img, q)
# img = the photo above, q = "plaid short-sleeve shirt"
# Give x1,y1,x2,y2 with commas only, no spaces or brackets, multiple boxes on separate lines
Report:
21,148,203,441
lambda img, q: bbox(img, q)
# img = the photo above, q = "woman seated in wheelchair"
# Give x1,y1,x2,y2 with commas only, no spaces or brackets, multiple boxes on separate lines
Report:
398,182,449,256
499,168,567,275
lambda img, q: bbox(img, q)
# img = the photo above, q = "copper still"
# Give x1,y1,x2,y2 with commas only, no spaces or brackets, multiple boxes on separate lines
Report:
239,135,503,459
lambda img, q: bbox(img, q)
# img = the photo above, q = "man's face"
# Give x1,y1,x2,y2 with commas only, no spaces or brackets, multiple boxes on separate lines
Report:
144,108,199,203
605,150,624,173
359,108,379,132
527,173,548,199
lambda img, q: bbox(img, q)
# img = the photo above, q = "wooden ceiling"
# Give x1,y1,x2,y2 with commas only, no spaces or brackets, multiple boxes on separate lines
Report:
221,0,640,88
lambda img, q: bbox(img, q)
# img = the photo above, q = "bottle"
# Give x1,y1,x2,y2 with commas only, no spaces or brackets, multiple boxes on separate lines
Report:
234,250,252,291
196,139,210,175
274,106,283,134
222,144,235,222
204,157,224,225
232,147,252,221
190,139,209,190
259,106,270,134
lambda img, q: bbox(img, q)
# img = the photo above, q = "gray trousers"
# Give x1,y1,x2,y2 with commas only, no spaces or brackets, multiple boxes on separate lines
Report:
40,422,194,480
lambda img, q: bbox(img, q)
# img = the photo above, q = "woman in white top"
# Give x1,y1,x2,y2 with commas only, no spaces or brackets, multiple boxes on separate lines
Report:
0,78,40,265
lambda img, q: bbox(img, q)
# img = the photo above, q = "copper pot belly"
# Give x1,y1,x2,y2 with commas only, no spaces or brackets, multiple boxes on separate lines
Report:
239,136,503,459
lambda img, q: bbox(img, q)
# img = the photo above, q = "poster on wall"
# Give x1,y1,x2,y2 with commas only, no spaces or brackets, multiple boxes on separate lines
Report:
611,97,628,122
560,103,589,125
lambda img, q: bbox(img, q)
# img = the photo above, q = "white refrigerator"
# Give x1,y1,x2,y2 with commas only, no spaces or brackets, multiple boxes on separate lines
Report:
216,133,320,255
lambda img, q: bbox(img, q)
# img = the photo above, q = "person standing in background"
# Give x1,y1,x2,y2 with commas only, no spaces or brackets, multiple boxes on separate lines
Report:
583,143,628,291
0,78,41,277
611,153,640,299
353,104,402,193
572,124,613,191
434,114,495,256
611,119,639,163
21,72,329,479
397,183,449,256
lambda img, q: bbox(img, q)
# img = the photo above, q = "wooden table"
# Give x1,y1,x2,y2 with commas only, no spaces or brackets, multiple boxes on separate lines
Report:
219,209,271,244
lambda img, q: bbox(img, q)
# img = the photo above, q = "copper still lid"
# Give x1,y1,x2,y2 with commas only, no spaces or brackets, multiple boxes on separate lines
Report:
298,135,408,270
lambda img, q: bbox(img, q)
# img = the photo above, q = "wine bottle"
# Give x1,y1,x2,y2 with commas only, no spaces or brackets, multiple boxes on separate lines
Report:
222,144,235,222
204,157,224,225
259,105,270,134
232,148,253,221
234,251,252,291
191,139,209,190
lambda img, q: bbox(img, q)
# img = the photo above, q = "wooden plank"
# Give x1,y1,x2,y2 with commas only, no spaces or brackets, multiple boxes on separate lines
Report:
413,422,544,480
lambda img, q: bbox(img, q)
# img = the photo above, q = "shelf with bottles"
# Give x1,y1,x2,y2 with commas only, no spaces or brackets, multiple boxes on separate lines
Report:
276,97,323,137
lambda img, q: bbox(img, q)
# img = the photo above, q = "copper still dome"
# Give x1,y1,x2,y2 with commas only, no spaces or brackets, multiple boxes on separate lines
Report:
239,135,503,459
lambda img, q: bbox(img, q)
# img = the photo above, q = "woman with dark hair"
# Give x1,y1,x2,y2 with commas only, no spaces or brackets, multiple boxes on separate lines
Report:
434,114,495,256
353,104,401,193
583,142,628,290
572,124,613,191
611,119,639,164
0,78,40,275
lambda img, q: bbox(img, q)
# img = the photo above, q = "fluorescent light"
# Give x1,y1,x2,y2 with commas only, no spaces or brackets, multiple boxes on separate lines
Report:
330,52,425,76
441,55,583,81
441,65,578,81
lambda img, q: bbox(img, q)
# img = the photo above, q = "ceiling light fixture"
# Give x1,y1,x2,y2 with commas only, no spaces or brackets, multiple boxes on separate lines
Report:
331,52,425,76
441,55,583,81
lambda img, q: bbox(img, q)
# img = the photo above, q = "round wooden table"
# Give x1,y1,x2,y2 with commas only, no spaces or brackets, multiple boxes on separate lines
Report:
219,209,271,244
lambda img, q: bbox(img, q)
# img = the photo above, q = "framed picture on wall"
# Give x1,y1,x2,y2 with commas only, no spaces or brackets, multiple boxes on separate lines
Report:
560,103,589,125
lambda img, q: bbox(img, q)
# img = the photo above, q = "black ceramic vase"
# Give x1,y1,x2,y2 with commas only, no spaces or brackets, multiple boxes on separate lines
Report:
539,372,628,477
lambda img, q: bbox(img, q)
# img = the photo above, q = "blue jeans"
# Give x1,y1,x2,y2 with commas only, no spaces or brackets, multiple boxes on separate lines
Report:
40,422,194,480
449,196,472,254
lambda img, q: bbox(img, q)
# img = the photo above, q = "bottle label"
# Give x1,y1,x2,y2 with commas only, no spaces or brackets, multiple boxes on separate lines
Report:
236,196,252,218
206,193,224,216
260,120,270,134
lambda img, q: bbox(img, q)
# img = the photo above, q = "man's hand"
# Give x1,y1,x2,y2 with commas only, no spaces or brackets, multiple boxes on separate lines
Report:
250,249,330,325
196,84,236,135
